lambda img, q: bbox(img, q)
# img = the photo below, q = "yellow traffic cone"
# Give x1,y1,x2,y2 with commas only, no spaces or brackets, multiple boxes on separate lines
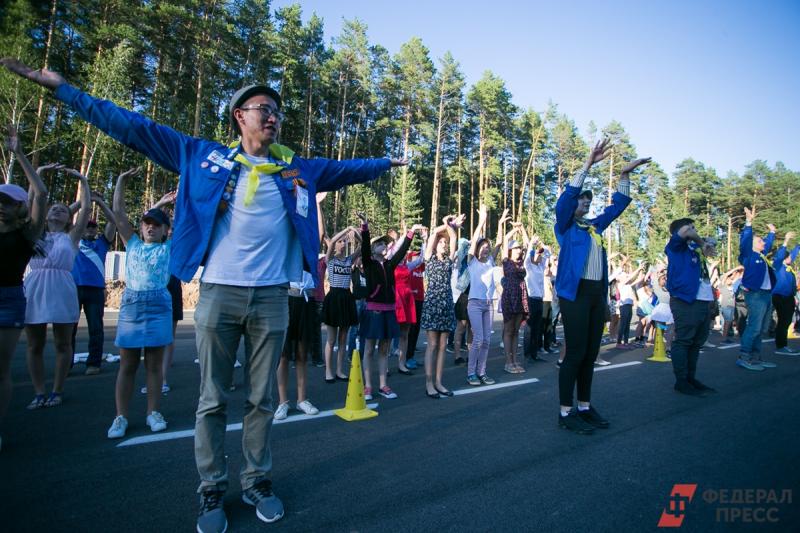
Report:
647,326,670,362
334,347,378,422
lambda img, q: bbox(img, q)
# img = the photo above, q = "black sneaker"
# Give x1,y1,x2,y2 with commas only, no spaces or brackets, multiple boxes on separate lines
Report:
577,406,610,428
674,380,706,397
453,356,466,366
688,378,717,393
558,410,595,434
197,489,227,533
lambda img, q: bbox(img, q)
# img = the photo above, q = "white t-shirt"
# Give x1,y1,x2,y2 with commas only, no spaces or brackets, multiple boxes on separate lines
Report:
202,154,302,286
696,279,715,301
468,257,495,300
524,250,548,299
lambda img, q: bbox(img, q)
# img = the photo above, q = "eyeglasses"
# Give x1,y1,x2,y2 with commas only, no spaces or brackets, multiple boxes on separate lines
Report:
240,105,285,122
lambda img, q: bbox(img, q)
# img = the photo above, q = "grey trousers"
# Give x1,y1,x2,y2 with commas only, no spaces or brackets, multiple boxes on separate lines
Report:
194,283,288,493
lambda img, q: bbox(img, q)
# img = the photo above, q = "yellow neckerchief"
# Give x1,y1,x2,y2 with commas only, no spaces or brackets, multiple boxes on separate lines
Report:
575,219,603,248
785,264,795,276
229,142,295,206
758,252,769,264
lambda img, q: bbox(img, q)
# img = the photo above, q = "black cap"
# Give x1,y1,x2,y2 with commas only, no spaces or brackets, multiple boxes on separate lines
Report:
578,190,593,200
141,208,170,227
229,84,282,134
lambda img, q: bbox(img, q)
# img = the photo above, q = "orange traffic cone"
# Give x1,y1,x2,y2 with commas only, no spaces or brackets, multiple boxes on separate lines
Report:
647,325,670,362
334,346,378,422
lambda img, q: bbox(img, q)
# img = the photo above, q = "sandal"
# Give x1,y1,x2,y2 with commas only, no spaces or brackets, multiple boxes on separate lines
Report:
44,392,63,407
26,394,47,410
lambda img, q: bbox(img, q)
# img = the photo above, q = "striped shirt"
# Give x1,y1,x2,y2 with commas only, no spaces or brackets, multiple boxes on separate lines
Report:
569,170,632,281
327,256,354,289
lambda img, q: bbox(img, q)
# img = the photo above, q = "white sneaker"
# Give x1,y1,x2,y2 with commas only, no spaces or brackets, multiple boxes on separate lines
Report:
107,415,128,439
275,401,289,420
296,399,319,415
146,411,167,432
703,341,717,348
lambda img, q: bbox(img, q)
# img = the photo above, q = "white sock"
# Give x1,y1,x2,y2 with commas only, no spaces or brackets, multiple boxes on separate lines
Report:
560,408,571,417
577,403,590,411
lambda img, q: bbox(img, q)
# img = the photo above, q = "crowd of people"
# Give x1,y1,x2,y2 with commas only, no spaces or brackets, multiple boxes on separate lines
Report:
1,58,798,532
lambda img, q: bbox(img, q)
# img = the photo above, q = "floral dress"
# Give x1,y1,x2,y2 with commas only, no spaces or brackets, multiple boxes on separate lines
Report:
420,257,456,332
500,258,528,316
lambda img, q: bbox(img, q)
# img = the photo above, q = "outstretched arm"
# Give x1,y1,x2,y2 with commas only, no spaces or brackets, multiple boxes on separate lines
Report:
92,192,118,242
491,208,510,262
112,168,139,244
5,125,48,242
469,204,488,259
1,58,193,174
63,169,92,246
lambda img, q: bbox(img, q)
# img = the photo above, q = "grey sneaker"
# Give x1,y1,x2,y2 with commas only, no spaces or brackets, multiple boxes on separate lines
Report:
243,480,284,523
754,359,777,368
774,347,797,355
736,357,764,371
478,374,495,385
197,490,227,533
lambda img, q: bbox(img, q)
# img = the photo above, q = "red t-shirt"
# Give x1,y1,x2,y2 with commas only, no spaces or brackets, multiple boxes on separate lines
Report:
410,263,425,301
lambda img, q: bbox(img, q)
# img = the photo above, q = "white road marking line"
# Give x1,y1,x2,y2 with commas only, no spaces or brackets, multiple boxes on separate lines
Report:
453,378,540,396
118,360,644,448
116,403,380,448
595,361,642,372
704,339,777,350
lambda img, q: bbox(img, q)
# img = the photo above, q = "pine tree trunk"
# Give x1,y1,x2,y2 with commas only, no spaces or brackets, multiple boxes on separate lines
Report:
429,80,446,230
31,0,58,169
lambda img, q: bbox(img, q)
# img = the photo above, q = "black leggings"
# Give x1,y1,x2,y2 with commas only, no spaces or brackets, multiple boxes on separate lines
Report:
559,280,605,406
618,303,633,344
773,294,795,349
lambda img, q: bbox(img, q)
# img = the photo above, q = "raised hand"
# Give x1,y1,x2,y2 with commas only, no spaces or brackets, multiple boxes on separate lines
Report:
767,223,776,234
0,58,66,90
158,190,178,206
744,206,754,223
478,203,488,221
452,213,466,228
410,223,426,233
702,241,716,257
621,157,652,174
36,162,65,174
587,137,612,167
355,212,367,225
498,208,511,225
784,231,796,243
62,167,89,181
390,158,409,167
117,167,140,182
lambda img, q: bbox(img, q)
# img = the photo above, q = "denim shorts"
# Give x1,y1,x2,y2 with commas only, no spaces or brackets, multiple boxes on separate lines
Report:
115,288,173,348
0,285,26,328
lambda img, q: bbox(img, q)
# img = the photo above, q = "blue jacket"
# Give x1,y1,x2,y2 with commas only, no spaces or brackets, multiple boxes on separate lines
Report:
664,231,703,304
772,245,800,297
738,225,775,291
553,185,631,302
54,84,391,285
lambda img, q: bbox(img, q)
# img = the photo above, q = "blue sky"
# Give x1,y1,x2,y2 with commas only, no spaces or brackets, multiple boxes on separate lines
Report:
273,0,800,178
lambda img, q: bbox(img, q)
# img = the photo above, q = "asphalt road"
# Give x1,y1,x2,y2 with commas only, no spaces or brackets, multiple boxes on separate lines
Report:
2,315,799,532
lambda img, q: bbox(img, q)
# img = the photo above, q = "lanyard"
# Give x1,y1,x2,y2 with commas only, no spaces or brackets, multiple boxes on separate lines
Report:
695,249,710,281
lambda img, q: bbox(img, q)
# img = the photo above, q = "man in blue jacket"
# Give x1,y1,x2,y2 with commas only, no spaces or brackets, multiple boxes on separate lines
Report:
554,136,649,434
771,231,799,355
737,207,777,371
664,218,718,396
1,58,406,533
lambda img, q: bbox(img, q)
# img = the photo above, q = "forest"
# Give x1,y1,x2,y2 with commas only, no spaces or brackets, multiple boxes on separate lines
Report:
1,0,798,270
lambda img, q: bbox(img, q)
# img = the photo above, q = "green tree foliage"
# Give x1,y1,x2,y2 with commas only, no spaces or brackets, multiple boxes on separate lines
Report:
0,1,797,258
